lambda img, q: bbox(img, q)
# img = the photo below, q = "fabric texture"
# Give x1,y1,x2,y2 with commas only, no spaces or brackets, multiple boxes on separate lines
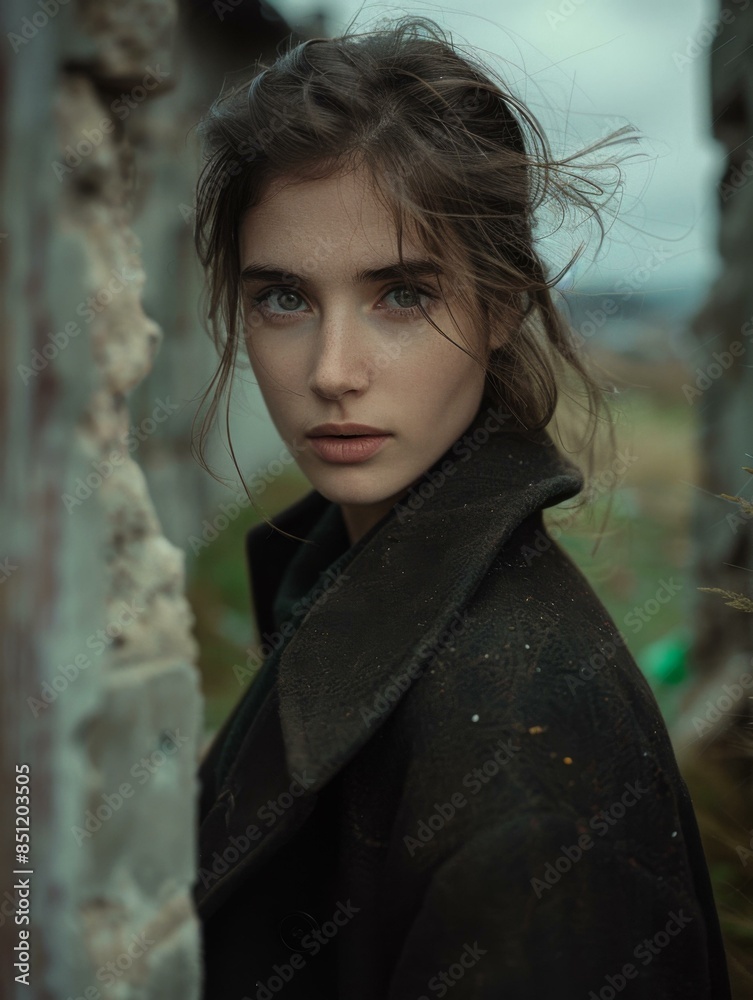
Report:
212,501,353,796
193,399,732,1000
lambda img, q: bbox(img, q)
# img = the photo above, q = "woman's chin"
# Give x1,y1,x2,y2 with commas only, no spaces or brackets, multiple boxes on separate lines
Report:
302,467,413,511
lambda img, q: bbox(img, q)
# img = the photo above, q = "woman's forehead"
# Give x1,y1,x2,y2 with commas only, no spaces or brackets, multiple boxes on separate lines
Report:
239,168,439,273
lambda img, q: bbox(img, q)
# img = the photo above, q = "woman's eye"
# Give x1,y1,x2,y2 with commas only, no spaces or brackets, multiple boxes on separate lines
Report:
386,287,420,309
256,289,305,313
248,283,436,324
383,286,435,312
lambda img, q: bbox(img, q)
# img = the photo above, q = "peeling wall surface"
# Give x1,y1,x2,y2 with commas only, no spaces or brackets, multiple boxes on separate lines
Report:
2,0,203,996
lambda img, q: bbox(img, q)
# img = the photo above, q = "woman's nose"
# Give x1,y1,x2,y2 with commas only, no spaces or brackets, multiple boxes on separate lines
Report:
308,309,373,399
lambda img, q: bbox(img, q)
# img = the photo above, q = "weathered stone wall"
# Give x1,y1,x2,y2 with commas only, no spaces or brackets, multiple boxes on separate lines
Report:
668,3,753,993
1,0,202,996
673,2,753,737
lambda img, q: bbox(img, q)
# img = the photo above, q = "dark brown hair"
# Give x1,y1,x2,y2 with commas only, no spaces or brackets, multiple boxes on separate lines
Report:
191,14,640,536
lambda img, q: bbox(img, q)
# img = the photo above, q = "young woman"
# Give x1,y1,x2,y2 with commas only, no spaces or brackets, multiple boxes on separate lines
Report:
190,16,731,999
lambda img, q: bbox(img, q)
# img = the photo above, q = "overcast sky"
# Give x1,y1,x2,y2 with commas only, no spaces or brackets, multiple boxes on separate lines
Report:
270,0,725,296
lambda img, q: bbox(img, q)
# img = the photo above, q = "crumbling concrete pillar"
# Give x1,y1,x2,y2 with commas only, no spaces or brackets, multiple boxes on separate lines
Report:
1,1,202,997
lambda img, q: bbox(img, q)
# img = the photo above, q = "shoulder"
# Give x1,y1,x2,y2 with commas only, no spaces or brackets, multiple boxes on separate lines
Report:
444,509,660,727
391,512,686,828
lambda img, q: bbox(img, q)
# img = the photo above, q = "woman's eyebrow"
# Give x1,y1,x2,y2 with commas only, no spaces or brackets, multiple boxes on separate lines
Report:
239,259,443,285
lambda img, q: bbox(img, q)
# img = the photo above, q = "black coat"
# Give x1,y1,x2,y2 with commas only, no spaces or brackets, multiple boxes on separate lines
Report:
193,404,731,999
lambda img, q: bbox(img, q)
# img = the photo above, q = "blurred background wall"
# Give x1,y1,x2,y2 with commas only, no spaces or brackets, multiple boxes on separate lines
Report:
1,1,205,996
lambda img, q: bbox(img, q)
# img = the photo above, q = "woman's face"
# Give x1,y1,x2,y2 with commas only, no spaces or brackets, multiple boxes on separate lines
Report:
238,165,506,545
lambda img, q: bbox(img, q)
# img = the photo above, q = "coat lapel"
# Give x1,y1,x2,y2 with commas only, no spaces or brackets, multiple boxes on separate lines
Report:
196,676,321,919
196,402,584,919
267,403,584,792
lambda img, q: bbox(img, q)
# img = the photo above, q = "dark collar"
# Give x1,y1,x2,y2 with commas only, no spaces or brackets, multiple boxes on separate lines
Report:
272,500,351,632
244,401,584,793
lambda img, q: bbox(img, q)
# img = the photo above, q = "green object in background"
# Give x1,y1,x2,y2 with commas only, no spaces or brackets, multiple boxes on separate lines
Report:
639,628,691,687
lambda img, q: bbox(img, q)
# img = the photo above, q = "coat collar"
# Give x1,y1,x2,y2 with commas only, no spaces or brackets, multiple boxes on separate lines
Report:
245,400,584,796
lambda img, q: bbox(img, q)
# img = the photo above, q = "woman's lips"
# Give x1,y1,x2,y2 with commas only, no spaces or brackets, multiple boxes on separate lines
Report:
308,434,391,464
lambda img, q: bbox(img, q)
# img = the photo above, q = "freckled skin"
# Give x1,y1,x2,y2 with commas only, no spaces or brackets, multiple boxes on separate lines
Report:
239,166,507,546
